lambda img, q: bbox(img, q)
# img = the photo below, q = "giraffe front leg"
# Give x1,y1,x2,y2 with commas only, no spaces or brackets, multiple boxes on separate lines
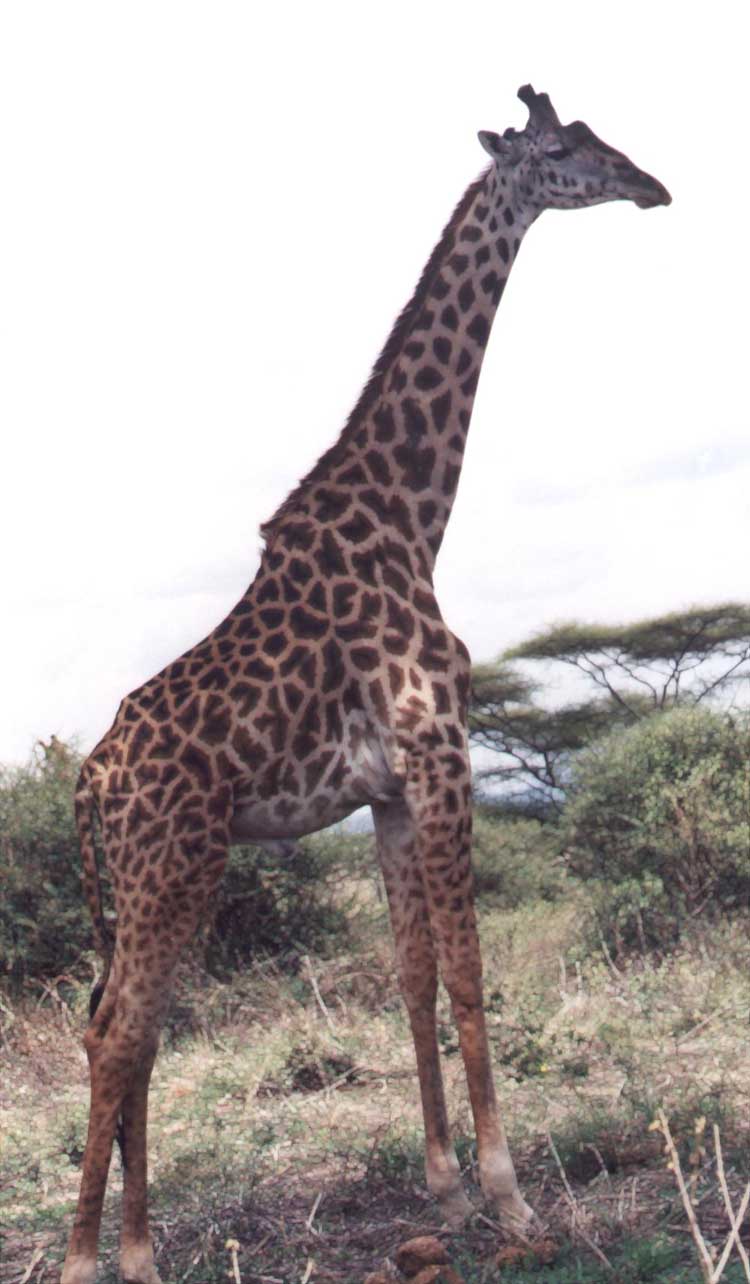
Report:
405,995,474,1227
372,799,472,1227
449,985,534,1232
404,753,535,1234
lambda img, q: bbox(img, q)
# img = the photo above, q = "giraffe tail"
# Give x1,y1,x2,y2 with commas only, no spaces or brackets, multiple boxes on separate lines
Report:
75,772,112,970
76,772,128,1165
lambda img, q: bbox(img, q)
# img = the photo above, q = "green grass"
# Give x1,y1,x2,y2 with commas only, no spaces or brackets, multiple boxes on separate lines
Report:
454,1237,750,1282
2,885,750,1283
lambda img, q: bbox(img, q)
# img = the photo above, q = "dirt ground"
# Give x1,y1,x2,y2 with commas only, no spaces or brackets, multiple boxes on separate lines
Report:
2,899,750,1283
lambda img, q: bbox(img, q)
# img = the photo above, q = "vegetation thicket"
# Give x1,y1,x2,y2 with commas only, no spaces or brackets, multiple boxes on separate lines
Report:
0,738,90,985
563,705,750,952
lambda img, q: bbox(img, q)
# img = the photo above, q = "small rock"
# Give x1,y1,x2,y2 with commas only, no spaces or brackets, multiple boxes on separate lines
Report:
495,1238,558,1270
395,1236,449,1277
495,1244,529,1269
533,1238,559,1265
411,1269,464,1284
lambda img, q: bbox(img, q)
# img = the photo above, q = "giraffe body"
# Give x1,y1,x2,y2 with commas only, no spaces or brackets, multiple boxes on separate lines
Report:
62,86,669,1284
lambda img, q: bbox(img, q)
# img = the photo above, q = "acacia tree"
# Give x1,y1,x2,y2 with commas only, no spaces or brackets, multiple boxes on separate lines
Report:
469,602,750,814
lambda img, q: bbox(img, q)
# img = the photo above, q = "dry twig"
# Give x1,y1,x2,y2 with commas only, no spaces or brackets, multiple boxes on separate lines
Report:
19,1247,45,1284
675,1007,731,1047
303,955,338,1037
598,932,624,982
653,1111,750,1283
225,1238,242,1284
306,1192,323,1235
654,1112,714,1281
546,1131,614,1272
714,1126,750,1281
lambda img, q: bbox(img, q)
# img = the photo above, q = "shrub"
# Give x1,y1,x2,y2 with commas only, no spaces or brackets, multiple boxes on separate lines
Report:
201,830,373,974
471,812,566,907
562,707,750,950
0,740,91,987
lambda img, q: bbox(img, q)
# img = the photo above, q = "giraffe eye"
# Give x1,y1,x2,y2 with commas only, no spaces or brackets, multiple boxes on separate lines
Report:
546,146,571,161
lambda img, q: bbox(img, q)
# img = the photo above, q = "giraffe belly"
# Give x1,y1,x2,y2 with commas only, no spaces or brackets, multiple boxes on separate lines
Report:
229,719,404,842
230,793,366,842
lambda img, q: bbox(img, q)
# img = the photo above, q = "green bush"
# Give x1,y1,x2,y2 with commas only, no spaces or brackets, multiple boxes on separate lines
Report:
0,740,91,987
202,830,373,974
0,738,375,987
471,812,566,907
562,707,750,950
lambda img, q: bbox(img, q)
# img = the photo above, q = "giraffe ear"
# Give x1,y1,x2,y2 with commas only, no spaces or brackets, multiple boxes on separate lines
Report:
478,129,519,163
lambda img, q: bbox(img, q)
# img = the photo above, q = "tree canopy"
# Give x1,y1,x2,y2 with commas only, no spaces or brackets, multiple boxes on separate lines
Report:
469,602,750,814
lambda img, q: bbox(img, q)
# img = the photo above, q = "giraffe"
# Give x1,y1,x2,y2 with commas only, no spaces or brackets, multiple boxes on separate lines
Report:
61,85,669,1284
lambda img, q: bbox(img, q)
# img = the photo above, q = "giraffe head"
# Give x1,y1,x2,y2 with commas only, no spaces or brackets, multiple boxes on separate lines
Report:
479,84,671,213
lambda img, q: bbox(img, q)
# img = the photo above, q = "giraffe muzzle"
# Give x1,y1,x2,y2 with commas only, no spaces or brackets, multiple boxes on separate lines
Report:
629,171,672,209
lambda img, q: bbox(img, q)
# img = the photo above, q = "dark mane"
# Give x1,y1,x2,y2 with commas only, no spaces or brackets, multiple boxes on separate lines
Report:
261,169,488,538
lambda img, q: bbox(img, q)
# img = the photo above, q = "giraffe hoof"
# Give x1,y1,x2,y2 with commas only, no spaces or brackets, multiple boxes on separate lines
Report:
60,1256,97,1284
495,1192,537,1237
120,1243,162,1284
438,1186,474,1229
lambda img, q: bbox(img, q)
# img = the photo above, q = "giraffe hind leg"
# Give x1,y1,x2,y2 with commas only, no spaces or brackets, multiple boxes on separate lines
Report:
64,905,211,1284
62,961,132,1284
62,804,230,1284
88,975,128,1171
87,945,162,1282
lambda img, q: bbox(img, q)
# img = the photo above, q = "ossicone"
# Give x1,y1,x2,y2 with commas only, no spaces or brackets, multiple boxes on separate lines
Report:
517,83,562,129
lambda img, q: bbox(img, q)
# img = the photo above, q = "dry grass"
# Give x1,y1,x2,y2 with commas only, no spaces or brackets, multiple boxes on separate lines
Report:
2,894,750,1283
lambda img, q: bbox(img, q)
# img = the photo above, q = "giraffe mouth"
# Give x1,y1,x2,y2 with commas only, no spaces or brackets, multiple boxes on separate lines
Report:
634,188,671,209
628,173,672,209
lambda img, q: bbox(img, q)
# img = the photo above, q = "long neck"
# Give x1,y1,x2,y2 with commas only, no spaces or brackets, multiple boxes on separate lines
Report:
263,165,537,577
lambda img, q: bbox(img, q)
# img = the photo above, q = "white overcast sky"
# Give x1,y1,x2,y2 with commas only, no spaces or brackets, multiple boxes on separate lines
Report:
2,2,748,765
